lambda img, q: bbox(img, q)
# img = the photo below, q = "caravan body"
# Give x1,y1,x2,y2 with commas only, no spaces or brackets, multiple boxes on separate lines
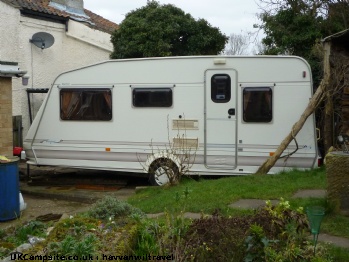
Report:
24,56,320,185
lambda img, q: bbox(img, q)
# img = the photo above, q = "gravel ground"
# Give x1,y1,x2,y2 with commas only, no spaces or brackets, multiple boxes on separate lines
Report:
0,193,91,230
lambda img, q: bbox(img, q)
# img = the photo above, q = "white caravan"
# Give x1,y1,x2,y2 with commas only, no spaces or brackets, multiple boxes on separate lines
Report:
23,56,320,185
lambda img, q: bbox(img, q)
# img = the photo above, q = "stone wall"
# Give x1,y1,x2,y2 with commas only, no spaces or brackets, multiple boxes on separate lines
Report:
0,77,13,156
326,152,349,215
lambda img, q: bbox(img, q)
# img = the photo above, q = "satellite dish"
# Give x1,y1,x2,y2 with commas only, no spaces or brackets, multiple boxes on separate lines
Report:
29,32,55,49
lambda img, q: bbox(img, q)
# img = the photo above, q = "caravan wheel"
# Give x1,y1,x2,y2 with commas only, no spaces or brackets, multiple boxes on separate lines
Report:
149,159,179,186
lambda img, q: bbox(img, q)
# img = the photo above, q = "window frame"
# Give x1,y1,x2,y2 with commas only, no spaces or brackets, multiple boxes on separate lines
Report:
132,88,173,108
60,88,112,121
242,86,273,123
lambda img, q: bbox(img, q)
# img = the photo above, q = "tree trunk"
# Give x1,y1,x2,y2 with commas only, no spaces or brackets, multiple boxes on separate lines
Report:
323,93,334,153
256,79,327,175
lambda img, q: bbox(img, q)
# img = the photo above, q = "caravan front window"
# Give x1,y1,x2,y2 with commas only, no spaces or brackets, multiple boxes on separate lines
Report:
243,87,272,123
60,89,112,121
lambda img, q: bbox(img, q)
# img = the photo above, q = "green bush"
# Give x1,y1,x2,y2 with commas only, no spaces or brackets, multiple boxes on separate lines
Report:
87,196,144,220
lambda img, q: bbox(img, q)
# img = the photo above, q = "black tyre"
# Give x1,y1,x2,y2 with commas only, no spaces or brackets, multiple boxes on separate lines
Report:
149,159,179,186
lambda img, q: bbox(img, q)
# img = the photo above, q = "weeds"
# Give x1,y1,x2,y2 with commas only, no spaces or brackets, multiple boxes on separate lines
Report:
2,169,349,261
14,220,47,245
0,221,47,259
0,228,5,239
245,224,276,262
133,187,192,259
48,234,97,261
140,115,197,186
176,199,336,262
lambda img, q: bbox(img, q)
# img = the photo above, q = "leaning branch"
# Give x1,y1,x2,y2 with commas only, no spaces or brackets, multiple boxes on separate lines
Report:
256,78,328,175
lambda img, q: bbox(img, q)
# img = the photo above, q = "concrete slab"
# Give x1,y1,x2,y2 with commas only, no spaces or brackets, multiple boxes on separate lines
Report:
147,212,165,218
146,212,210,220
292,189,327,198
229,199,279,210
317,233,349,249
20,181,135,203
183,212,207,219
16,161,145,204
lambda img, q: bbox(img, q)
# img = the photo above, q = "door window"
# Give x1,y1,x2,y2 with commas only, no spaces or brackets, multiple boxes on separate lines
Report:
211,74,231,103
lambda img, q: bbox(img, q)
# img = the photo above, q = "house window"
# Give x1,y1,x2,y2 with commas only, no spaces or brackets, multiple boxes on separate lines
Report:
243,87,272,122
133,88,172,107
60,89,112,121
211,74,231,103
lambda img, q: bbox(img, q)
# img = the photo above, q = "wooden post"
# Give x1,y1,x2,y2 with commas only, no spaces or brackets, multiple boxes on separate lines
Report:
0,77,14,157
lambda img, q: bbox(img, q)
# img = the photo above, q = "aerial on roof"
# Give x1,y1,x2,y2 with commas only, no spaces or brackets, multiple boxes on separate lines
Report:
1,0,118,34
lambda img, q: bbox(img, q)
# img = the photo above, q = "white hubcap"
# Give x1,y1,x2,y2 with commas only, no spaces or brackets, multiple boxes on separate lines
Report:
154,166,172,186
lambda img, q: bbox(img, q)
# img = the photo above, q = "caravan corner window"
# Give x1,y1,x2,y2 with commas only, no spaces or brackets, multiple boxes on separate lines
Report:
211,74,231,103
133,88,172,107
243,87,273,123
60,89,112,121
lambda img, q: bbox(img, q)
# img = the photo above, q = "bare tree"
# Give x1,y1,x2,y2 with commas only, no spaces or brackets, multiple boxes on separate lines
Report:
223,33,250,55
252,40,267,55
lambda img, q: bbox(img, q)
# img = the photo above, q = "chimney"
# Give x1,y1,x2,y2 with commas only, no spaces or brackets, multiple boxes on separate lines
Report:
49,0,89,18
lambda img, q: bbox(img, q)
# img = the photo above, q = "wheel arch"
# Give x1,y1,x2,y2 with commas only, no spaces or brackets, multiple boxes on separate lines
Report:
145,152,182,174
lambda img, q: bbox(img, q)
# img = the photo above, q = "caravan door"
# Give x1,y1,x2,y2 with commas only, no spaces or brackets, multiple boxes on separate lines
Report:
204,69,237,169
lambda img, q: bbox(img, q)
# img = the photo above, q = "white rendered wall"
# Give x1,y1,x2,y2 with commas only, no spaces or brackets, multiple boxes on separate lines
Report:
0,2,114,136
0,2,20,62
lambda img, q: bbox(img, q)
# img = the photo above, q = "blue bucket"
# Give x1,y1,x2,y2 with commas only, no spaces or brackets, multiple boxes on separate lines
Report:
0,158,20,221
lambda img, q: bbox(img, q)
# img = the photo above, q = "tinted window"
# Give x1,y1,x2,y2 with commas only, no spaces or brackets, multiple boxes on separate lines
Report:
211,74,231,103
243,87,272,122
60,89,112,121
133,88,172,107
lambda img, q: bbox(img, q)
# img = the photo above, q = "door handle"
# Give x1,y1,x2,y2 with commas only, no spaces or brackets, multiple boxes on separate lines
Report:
228,108,235,116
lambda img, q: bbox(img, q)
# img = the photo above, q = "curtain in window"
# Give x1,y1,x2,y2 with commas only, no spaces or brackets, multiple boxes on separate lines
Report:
61,91,80,119
103,91,112,110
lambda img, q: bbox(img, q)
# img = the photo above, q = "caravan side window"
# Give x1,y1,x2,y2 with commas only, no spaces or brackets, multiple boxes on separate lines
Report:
133,88,172,107
243,87,272,123
211,74,231,103
60,89,112,121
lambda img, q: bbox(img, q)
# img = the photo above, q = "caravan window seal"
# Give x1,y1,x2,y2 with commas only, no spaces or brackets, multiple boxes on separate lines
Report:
58,85,115,89
132,87,173,108
129,84,175,88
211,74,231,103
242,86,273,123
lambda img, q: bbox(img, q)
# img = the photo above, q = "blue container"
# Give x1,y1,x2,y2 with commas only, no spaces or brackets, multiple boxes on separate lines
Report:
0,158,20,221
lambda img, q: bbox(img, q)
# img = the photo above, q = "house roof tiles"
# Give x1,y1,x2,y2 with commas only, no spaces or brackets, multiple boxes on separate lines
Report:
1,0,118,34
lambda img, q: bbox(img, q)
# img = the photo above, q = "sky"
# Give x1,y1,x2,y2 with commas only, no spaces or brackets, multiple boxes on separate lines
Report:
83,0,263,41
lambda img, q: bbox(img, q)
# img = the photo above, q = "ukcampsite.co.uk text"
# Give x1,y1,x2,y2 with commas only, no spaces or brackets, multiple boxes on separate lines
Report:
11,253,175,261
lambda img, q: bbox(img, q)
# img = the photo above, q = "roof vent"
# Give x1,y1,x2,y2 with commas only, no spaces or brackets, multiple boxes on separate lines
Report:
49,0,89,18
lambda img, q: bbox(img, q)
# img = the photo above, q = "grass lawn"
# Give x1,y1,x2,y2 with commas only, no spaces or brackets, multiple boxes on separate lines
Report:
128,167,349,239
